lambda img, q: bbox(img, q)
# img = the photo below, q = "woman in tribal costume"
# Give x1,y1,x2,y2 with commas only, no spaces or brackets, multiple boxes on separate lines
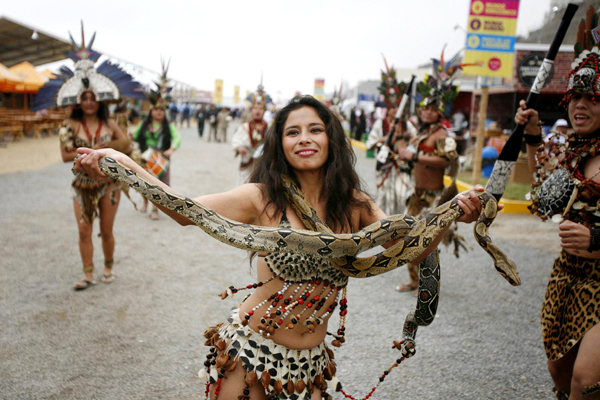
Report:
516,8,600,399
32,24,145,290
134,60,181,220
74,95,485,399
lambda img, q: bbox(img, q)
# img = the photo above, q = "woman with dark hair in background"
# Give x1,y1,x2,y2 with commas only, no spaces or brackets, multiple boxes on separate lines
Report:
74,95,485,399
32,24,145,290
133,106,181,220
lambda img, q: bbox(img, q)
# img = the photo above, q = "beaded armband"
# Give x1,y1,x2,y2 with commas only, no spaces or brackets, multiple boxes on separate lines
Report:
588,228,600,252
59,124,75,152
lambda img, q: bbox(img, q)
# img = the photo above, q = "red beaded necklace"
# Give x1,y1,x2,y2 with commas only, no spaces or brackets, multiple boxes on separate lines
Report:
81,120,103,146
248,120,266,147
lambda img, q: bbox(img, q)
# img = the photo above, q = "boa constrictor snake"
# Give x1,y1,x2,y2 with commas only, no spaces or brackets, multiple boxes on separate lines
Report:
82,156,520,363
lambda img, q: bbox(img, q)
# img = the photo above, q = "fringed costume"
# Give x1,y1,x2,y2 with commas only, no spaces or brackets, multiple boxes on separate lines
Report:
33,22,145,224
527,8,600,397
60,123,119,223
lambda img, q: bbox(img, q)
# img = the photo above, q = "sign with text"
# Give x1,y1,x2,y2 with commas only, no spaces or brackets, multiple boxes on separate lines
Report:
314,78,325,102
464,0,520,78
213,79,223,104
233,85,240,104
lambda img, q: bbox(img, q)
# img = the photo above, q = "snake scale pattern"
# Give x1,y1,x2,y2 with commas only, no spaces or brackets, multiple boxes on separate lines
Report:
86,156,520,363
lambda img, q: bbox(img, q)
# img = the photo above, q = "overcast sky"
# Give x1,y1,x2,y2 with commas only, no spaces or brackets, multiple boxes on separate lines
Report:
4,0,551,102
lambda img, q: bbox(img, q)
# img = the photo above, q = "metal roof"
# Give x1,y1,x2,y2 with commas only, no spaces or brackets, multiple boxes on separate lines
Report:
0,16,73,67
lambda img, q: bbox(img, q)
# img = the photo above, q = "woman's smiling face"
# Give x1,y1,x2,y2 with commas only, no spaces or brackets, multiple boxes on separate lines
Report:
281,106,329,172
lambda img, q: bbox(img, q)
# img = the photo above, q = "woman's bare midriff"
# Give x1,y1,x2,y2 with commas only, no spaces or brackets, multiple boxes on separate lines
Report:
414,163,445,191
237,256,338,350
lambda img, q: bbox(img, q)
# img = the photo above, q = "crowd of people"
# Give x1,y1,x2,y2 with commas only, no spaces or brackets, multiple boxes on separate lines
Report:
27,10,600,399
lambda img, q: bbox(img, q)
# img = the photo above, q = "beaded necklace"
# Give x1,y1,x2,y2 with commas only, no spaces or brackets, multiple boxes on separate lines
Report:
530,130,600,225
81,120,103,147
248,120,266,148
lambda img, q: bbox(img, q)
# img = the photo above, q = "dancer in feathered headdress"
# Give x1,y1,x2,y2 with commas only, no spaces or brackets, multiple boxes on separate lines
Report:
514,6,600,399
33,22,145,111
34,22,146,291
366,55,414,222
132,58,181,221
232,77,271,185
394,47,474,294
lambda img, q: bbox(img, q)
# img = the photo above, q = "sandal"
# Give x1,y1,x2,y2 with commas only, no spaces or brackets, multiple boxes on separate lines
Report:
150,209,159,220
395,283,418,293
74,279,95,291
101,274,115,284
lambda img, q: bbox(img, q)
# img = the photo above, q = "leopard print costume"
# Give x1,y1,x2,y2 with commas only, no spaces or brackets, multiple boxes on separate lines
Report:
541,250,600,361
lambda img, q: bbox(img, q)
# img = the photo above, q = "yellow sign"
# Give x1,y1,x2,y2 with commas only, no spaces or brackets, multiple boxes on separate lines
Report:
213,79,223,104
233,86,240,104
464,0,520,79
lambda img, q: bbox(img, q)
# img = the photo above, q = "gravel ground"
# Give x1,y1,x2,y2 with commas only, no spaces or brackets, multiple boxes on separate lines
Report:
0,121,559,399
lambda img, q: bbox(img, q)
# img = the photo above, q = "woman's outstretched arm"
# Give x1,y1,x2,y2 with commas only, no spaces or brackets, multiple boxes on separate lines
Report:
74,147,262,226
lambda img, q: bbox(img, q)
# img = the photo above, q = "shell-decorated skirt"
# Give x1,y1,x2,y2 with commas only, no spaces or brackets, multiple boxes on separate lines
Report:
200,308,340,399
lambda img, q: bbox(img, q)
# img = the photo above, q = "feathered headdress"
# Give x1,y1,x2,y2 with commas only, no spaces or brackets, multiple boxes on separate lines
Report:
32,22,145,111
246,74,272,106
562,5,600,105
330,81,344,106
148,58,173,110
416,46,476,116
378,54,405,108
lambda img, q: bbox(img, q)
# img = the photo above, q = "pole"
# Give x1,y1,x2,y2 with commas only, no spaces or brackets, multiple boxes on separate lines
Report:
472,85,488,185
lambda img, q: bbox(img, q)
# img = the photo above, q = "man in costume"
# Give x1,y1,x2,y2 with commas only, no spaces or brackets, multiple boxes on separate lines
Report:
395,49,472,293
366,57,414,217
231,82,271,186
328,83,344,123
516,7,600,398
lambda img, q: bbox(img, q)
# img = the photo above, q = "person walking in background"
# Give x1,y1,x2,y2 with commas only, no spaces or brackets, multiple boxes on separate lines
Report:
196,104,207,138
180,103,191,128
216,107,230,143
168,102,179,126
355,108,366,141
207,105,218,142
349,106,357,138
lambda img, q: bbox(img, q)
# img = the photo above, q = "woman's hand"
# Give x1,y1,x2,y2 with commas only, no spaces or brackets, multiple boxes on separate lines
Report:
455,185,505,223
559,220,591,250
74,147,121,181
163,147,175,158
515,99,540,135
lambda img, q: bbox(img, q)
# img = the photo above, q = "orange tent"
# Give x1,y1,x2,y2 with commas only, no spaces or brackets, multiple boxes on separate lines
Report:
8,61,48,93
40,69,56,79
0,63,24,92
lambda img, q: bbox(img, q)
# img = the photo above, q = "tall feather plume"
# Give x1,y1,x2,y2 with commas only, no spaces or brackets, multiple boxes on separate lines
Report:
80,21,85,50
381,53,391,76
87,32,96,50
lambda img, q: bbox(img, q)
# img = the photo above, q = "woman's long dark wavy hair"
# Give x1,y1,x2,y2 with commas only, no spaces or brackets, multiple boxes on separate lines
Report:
249,95,372,233
136,109,172,152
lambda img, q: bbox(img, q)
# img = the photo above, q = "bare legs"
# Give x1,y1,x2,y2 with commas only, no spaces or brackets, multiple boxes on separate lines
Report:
72,186,121,289
548,323,600,399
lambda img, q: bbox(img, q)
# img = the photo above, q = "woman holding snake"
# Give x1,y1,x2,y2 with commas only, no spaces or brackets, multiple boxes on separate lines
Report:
74,96,487,400
515,9,600,398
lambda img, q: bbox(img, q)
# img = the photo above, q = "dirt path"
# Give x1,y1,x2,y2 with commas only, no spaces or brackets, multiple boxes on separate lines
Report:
0,135,61,175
